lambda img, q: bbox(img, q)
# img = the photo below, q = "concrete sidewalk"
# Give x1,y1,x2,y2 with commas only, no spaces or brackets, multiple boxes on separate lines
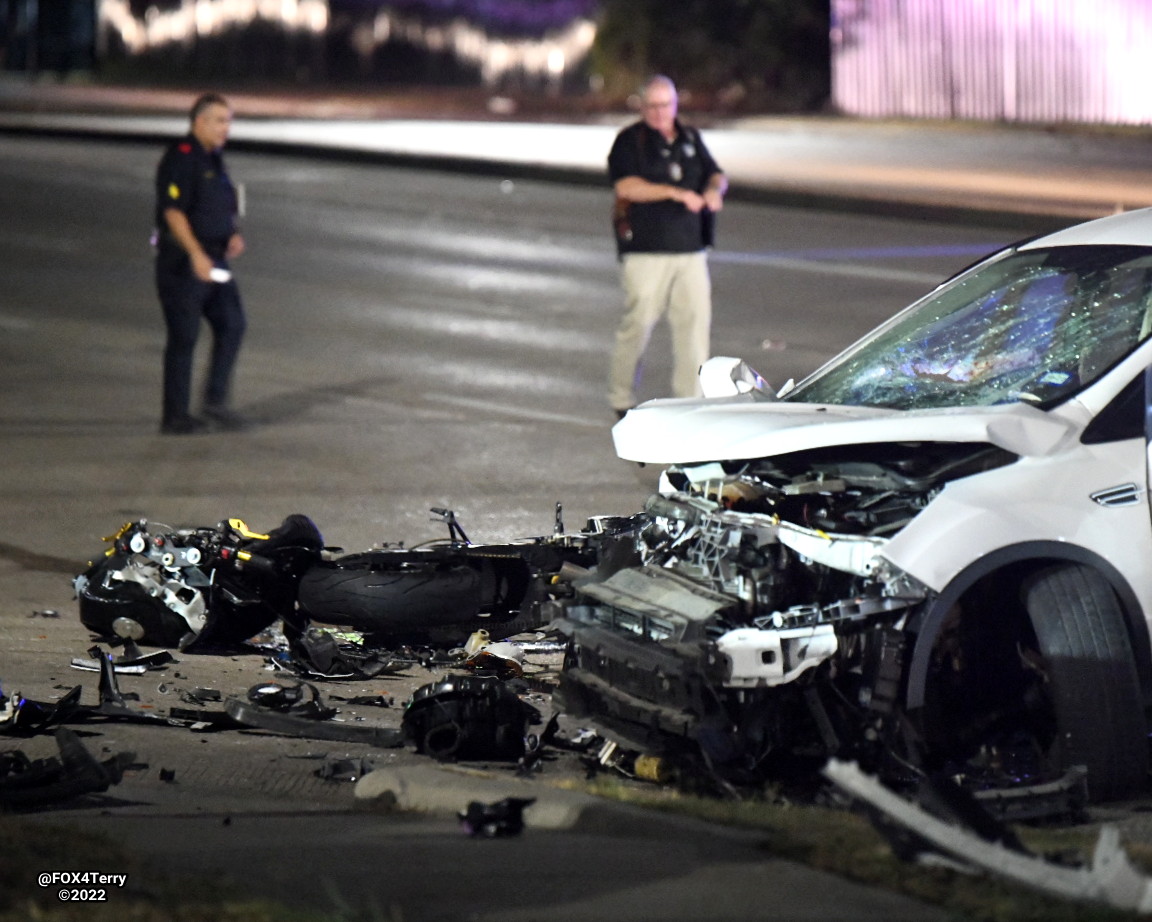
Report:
4,78,1152,228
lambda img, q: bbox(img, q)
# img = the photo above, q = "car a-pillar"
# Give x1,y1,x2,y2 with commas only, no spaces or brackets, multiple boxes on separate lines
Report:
904,544,1151,802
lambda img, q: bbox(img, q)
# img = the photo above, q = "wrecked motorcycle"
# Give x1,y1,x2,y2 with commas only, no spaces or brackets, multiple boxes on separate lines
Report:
76,507,624,651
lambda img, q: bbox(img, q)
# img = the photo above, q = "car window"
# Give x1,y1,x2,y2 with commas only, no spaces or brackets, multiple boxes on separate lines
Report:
788,245,1152,410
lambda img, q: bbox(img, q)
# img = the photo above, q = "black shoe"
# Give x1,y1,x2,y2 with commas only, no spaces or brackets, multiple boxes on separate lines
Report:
160,415,208,435
202,405,248,431
614,408,631,420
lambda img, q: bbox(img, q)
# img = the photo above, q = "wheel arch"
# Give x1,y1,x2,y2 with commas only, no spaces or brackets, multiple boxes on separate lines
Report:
904,541,1152,717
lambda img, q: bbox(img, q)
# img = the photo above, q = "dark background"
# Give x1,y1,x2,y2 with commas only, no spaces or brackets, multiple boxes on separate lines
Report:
0,0,830,114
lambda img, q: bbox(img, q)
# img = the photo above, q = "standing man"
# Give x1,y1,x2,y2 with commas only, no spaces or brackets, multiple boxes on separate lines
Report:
154,93,247,435
607,74,727,418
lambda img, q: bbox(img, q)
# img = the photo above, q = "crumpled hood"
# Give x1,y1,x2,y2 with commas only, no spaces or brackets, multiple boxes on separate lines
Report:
612,395,1076,464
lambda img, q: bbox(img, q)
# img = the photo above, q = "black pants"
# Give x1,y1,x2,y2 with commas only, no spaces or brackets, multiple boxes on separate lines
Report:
156,263,246,424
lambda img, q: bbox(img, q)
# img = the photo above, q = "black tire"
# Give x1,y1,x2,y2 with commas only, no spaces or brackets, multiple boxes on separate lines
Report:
297,556,483,635
1022,563,1149,801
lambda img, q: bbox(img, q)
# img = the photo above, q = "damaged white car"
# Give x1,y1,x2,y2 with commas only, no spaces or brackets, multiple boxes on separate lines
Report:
554,208,1152,803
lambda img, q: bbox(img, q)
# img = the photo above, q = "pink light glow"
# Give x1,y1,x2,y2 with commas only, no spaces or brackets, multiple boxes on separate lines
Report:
833,0,1152,125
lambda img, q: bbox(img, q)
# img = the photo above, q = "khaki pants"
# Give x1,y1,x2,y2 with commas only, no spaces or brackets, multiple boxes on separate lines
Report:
609,251,711,411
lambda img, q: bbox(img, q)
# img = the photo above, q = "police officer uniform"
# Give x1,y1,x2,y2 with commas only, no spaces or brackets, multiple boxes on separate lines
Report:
607,118,723,413
154,132,246,433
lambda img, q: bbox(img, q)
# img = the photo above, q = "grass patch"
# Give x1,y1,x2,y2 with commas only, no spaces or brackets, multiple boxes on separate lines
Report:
561,776,1148,922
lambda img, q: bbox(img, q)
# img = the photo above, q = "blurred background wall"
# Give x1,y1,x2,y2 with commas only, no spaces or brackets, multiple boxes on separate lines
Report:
6,0,1151,126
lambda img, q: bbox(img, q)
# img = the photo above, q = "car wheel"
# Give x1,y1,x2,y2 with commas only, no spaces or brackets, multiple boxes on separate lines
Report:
1021,562,1149,801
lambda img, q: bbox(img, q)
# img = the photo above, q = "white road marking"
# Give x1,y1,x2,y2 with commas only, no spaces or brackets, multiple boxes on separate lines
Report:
712,251,942,286
425,393,606,429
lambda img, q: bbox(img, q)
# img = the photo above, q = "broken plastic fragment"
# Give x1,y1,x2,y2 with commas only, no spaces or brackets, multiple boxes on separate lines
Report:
823,759,1152,913
224,682,404,747
458,797,535,838
0,728,133,809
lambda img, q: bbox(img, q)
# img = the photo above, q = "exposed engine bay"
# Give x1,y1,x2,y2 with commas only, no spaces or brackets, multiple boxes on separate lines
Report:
551,440,1023,789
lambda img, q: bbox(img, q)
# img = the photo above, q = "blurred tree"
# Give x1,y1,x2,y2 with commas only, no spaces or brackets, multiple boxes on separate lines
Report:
591,0,830,112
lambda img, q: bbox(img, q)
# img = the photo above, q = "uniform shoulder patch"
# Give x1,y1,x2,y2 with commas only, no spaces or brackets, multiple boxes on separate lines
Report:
168,183,180,200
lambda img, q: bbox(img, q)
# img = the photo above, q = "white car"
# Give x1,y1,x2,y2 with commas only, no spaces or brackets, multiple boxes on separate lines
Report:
555,207,1152,803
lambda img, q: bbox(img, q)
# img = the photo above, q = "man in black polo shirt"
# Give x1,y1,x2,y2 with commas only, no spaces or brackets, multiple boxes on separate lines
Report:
154,93,247,435
607,74,727,418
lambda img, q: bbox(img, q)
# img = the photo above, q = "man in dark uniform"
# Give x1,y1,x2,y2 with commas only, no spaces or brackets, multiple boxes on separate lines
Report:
154,93,247,435
607,75,727,417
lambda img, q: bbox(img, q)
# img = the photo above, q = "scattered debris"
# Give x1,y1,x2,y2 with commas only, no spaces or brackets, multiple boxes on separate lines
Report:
458,797,535,838
315,757,374,782
971,766,1089,825
330,694,394,708
70,643,151,675
590,739,673,784
224,682,404,748
282,627,415,680
180,688,223,705
1,685,84,735
0,728,133,809
517,712,562,776
463,641,525,679
824,759,1152,913
89,646,171,725
402,675,539,762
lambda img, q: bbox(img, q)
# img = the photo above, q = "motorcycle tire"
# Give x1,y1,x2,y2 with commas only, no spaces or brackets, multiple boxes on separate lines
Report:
297,555,485,637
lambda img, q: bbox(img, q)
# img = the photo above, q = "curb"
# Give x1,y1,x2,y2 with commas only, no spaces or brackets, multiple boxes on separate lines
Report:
353,764,757,841
356,764,615,832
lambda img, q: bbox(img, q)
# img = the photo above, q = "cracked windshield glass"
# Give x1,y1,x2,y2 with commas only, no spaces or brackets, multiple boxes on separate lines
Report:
789,245,1152,410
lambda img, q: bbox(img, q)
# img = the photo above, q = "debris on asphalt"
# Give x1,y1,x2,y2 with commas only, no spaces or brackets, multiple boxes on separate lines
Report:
330,694,394,708
402,674,540,762
1,684,84,735
223,681,405,747
589,739,674,785
280,627,416,680
462,640,525,679
90,646,172,725
0,728,133,810
458,796,536,838
69,638,166,675
315,757,375,782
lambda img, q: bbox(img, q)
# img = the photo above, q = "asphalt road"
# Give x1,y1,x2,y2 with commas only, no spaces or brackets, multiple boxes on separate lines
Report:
0,136,1039,920
0,135,1028,555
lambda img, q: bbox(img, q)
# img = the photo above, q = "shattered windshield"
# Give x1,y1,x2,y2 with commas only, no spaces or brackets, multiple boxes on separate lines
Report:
787,245,1152,410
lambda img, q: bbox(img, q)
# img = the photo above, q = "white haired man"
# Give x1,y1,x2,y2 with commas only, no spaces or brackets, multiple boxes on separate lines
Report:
607,75,727,417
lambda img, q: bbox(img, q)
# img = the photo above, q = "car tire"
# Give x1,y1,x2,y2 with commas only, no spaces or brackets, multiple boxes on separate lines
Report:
1021,563,1149,801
